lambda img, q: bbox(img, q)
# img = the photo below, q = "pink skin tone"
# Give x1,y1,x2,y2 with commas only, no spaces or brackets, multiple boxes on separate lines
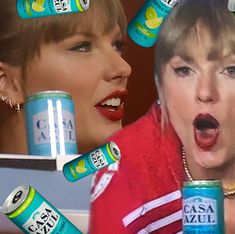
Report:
25,24,131,153
160,26,235,181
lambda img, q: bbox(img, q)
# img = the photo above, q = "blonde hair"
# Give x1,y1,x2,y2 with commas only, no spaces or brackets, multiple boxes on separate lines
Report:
155,0,235,86
153,0,235,129
0,0,127,68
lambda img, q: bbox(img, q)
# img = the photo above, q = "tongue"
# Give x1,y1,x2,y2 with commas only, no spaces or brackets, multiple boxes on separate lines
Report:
194,128,219,150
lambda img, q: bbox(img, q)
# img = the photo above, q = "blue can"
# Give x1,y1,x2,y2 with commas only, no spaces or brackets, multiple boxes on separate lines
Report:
24,91,78,156
16,0,90,19
2,185,82,234
127,0,181,47
63,141,121,182
182,180,224,234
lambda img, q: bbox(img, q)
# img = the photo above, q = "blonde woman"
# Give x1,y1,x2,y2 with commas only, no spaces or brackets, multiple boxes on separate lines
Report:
0,0,131,154
90,0,235,233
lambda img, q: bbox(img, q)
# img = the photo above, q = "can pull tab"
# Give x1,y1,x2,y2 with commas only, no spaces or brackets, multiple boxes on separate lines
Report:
112,147,119,157
13,190,23,204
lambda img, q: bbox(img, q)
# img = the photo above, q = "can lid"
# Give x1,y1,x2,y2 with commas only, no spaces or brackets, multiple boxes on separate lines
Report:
108,141,121,160
183,180,222,188
162,0,180,8
79,0,90,10
26,90,72,102
2,185,30,214
228,0,235,12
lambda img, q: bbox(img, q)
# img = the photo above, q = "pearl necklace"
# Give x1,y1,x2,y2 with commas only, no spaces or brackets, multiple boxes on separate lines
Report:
182,147,235,197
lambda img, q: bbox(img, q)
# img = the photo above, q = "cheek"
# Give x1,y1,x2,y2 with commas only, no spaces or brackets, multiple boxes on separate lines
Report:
162,82,195,137
223,96,235,135
226,93,235,115
163,83,189,114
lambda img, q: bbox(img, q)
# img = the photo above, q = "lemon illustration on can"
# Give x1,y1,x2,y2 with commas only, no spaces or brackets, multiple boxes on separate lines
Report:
145,6,157,19
32,0,45,12
76,159,87,173
145,6,163,29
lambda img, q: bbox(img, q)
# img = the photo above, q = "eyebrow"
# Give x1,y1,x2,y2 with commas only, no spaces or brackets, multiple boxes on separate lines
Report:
207,50,235,61
69,27,123,40
71,30,95,37
173,44,195,63
175,53,194,64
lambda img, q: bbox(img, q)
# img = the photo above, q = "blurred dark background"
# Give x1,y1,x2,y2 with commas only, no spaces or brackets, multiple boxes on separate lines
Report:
122,0,158,126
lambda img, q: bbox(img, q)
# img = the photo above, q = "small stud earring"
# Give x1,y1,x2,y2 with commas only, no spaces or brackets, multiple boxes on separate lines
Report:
15,103,21,112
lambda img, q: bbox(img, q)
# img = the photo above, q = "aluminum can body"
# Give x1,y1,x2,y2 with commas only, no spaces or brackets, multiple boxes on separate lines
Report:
24,91,78,156
182,180,224,234
16,0,90,19
228,0,235,12
2,185,82,234
63,141,121,182
127,0,180,47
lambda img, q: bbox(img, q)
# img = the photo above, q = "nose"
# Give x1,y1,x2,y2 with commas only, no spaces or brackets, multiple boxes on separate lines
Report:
196,73,219,104
103,51,131,82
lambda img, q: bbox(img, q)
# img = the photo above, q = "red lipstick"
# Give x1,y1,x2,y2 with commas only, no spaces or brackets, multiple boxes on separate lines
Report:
95,90,127,121
193,113,220,151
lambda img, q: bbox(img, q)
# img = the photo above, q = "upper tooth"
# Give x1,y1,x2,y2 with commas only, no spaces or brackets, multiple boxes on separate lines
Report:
102,98,121,106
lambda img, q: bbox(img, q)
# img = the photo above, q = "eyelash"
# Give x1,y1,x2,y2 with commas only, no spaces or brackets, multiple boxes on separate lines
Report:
173,66,235,80
68,39,125,54
173,66,194,78
222,66,235,78
68,41,91,52
113,40,125,54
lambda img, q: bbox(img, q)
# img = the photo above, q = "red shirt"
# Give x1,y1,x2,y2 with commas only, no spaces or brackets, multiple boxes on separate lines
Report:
89,104,184,233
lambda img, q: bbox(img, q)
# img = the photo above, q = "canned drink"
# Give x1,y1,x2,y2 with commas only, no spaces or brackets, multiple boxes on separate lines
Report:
182,180,224,234
228,0,235,12
63,141,121,182
16,0,90,19
24,91,78,156
2,185,82,234
127,0,181,47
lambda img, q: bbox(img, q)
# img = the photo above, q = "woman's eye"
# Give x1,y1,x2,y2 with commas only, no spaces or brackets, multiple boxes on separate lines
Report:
113,40,125,54
222,66,235,78
68,42,91,52
173,66,194,78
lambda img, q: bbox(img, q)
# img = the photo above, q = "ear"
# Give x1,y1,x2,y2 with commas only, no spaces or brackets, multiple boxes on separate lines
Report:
0,62,24,106
154,73,169,128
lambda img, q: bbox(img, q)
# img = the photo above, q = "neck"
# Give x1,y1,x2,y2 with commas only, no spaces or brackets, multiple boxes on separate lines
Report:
224,198,235,233
0,111,27,154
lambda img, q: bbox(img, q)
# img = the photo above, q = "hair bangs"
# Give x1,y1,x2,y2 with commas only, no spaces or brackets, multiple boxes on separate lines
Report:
11,0,126,67
155,0,235,84
27,0,127,44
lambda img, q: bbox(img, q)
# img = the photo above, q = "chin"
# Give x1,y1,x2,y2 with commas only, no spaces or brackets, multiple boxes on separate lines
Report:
193,146,229,169
101,123,122,139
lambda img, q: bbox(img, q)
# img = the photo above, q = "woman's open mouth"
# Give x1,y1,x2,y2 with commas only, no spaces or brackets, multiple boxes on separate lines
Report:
193,113,220,151
95,90,127,121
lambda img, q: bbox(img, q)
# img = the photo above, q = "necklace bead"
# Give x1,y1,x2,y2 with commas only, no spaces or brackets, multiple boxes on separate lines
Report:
182,147,235,197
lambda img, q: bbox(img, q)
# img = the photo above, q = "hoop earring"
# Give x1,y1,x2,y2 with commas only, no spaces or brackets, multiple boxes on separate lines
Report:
15,103,21,112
